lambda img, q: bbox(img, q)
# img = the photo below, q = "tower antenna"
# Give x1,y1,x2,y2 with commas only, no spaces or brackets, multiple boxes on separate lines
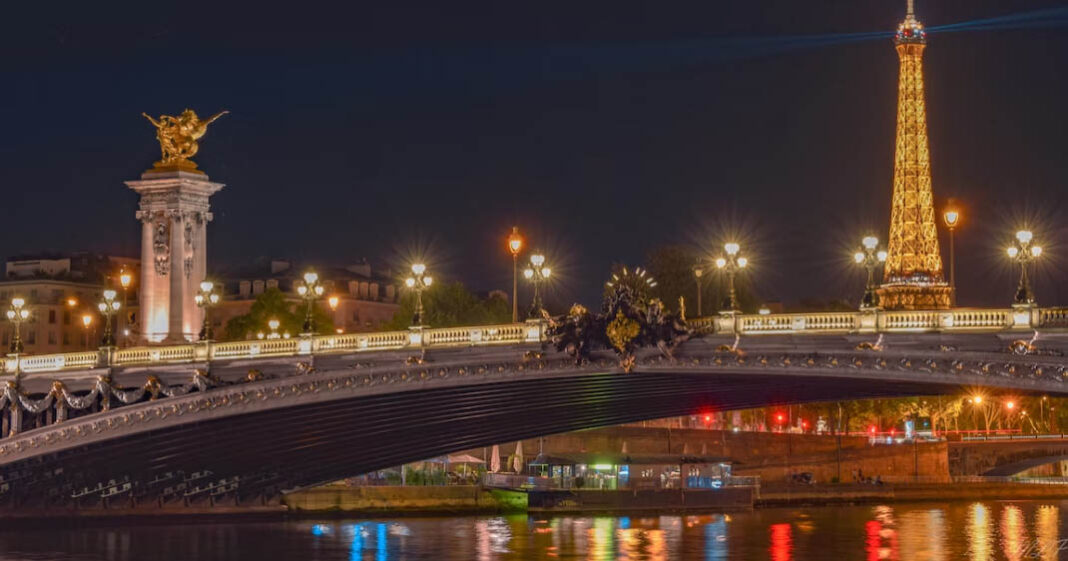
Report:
907,0,914,17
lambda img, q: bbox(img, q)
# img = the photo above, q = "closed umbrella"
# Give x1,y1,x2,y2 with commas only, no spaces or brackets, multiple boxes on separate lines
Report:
513,441,525,473
490,445,500,473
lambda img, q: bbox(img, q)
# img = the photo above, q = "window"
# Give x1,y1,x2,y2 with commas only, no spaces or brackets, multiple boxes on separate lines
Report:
48,310,56,324
63,310,71,325
63,331,70,346
30,289,38,299
27,330,36,345
48,331,56,345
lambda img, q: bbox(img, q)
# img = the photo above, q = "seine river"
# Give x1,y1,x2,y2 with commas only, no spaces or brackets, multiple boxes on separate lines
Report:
1,500,1065,560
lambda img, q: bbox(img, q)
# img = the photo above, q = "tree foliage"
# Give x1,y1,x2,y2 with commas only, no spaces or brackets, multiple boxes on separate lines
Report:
223,287,334,340
644,245,762,315
385,281,511,330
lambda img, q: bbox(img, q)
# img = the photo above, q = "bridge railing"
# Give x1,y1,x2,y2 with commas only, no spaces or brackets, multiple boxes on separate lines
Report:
3,306,1066,376
2,321,547,375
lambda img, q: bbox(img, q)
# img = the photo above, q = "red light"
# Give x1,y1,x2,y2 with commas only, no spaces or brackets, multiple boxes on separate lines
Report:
776,413,785,423
869,426,877,434
801,420,808,429
704,415,712,423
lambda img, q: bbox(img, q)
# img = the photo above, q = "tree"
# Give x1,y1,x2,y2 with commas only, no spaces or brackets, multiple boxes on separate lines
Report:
644,245,762,316
223,287,334,340
384,281,511,330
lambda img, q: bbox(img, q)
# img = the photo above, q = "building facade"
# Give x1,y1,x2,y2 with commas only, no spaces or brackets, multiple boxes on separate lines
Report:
1,253,141,354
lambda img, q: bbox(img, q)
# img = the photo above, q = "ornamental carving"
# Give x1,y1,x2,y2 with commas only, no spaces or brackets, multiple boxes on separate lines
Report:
152,217,170,276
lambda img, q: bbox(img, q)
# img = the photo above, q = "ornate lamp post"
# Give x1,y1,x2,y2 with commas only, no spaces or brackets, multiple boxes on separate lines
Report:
6,297,29,353
97,290,121,347
942,207,960,299
405,263,433,326
258,318,287,340
119,268,133,346
853,236,888,310
523,252,551,318
296,271,325,334
194,280,220,341
693,265,704,317
507,227,524,322
81,314,93,350
714,242,748,312
1007,230,1042,305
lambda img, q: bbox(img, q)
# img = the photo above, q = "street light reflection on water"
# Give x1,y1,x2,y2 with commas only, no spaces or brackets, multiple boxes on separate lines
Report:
299,502,1062,560
5,501,1065,560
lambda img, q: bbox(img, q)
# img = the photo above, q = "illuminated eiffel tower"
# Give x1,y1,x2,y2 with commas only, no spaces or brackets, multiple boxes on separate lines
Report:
876,0,953,310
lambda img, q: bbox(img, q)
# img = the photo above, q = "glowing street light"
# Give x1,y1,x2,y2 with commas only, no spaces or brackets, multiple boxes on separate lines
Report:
328,295,340,311
1007,230,1042,305
693,264,705,317
942,206,960,298
5,297,30,353
97,289,121,347
853,235,888,310
714,242,747,311
405,263,433,326
194,280,220,341
81,313,93,350
119,267,133,346
296,271,325,334
507,227,524,322
523,252,551,318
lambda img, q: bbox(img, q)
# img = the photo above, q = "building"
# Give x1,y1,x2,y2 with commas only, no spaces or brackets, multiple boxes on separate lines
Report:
212,259,400,338
0,253,140,354
877,0,953,310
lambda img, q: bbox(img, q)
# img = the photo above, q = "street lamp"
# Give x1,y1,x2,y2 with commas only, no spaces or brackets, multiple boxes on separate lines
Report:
97,289,121,347
693,264,704,317
194,280,220,341
714,242,748,311
1007,230,1042,305
853,236,888,310
296,271,325,334
258,318,285,340
523,252,551,318
405,263,433,326
507,227,524,323
119,267,133,346
5,297,29,353
942,207,960,300
81,314,93,350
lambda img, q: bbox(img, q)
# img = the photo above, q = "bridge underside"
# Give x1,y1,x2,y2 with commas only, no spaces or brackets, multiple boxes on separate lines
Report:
0,369,966,508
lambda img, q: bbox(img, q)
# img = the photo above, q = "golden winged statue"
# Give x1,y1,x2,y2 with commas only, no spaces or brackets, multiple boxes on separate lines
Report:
142,109,228,171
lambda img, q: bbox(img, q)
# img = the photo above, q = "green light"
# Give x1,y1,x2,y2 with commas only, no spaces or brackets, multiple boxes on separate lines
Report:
591,464,614,470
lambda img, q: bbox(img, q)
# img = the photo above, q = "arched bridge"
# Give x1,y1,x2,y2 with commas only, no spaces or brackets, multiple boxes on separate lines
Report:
951,437,1068,476
0,306,1066,508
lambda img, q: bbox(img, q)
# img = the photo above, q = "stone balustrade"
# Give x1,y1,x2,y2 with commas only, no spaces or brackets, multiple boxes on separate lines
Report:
2,307,1064,376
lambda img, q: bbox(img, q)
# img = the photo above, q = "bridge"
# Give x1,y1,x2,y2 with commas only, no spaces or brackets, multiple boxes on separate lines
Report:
950,436,1068,477
0,305,1066,507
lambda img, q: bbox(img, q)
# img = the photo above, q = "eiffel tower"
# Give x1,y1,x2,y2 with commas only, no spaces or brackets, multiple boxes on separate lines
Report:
876,0,953,310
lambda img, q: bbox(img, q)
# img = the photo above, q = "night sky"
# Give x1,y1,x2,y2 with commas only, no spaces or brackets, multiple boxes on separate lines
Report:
4,1,1067,309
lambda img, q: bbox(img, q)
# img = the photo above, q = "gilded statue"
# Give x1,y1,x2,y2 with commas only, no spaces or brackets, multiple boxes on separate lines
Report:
142,109,228,171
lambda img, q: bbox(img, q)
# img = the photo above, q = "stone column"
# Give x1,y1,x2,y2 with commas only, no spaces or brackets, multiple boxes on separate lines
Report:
127,170,224,343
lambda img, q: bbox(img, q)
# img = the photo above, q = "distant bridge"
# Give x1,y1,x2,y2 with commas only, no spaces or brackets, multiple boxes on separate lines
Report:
0,306,1066,508
950,436,1068,476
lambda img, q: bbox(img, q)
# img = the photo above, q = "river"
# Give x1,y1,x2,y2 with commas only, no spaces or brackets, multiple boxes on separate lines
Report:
0,500,1065,560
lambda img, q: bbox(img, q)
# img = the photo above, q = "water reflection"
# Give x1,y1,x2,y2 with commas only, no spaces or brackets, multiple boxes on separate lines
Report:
1034,505,1060,561
6,500,1068,560
967,502,993,561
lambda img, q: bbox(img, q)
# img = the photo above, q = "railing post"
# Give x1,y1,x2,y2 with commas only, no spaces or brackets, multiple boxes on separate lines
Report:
96,346,114,369
407,326,426,349
714,311,738,335
524,319,546,343
856,310,878,334
1010,304,1036,330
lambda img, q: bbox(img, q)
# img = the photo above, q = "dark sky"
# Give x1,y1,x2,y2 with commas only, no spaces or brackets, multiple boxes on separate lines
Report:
4,1,1067,309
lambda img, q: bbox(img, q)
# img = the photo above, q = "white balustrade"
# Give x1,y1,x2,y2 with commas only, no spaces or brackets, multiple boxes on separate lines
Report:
2,307,1066,375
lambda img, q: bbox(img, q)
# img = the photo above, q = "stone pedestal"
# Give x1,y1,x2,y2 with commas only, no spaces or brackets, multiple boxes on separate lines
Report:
126,170,224,343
